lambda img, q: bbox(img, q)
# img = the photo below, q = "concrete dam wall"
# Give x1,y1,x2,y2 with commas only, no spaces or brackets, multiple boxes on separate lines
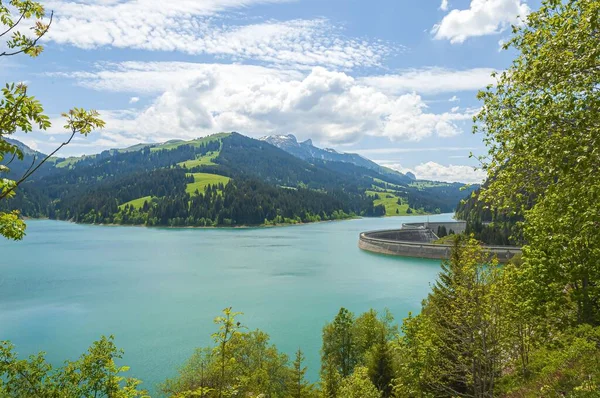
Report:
403,221,467,235
359,222,521,263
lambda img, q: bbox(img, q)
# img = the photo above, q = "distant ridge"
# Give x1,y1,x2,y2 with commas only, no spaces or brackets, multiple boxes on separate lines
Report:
2,132,475,228
260,134,414,182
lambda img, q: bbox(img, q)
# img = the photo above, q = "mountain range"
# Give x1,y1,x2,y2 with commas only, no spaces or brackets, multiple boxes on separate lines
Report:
1,132,475,227
260,134,416,182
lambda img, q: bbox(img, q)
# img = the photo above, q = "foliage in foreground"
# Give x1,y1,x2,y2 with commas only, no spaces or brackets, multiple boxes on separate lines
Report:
0,0,104,240
475,0,600,325
0,336,147,397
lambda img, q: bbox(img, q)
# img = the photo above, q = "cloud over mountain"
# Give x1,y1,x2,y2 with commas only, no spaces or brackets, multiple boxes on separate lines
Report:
54,62,480,147
386,161,486,183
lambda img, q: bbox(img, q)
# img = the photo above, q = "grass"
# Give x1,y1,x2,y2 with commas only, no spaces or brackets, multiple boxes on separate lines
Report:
117,173,229,210
186,173,230,195
433,234,461,245
177,151,219,168
150,133,230,152
373,178,405,190
366,190,415,216
119,196,153,210
116,143,153,153
51,133,230,169
55,159,77,168
55,155,96,168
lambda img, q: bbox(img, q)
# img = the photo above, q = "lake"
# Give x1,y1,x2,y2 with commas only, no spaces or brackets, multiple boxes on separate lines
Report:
0,214,453,395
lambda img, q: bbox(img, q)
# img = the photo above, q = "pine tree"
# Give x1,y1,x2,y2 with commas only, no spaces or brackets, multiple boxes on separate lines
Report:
292,349,312,398
424,236,504,397
320,357,341,398
366,331,395,398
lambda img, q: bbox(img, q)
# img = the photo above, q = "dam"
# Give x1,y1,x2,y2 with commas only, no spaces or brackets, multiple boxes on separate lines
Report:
359,221,521,263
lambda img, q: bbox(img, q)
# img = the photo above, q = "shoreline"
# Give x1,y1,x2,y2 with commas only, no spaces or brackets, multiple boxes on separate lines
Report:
24,212,438,230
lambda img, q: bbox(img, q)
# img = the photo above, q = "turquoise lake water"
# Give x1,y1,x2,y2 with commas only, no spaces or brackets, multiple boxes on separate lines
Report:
0,214,453,395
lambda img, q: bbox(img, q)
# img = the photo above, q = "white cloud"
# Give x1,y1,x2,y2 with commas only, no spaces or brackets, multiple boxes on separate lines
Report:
432,0,530,44
440,0,449,11
449,155,469,159
54,62,303,94
360,67,495,95
43,0,393,69
129,96,139,104
358,146,479,155
449,95,460,102
386,161,486,183
57,63,477,147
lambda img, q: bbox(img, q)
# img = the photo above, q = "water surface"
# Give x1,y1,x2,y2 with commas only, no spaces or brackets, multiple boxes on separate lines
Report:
0,214,453,394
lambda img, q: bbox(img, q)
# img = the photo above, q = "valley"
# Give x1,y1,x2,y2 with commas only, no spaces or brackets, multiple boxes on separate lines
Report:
1,133,474,229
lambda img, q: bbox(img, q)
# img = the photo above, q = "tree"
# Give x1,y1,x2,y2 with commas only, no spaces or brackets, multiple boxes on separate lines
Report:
393,236,505,398
321,308,357,378
475,0,600,325
392,312,440,398
0,0,104,240
231,329,292,398
161,348,217,397
321,308,398,397
437,225,448,238
212,307,244,398
366,333,395,398
337,367,381,398
352,309,397,364
292,349,313,398
428,236,505,397
0,336,147,397
320,357,342,398
164,309,300,398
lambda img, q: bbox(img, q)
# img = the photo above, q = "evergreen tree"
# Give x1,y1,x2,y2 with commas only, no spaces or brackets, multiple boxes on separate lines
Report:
320,357,341,398
292,349,313,398
366,332,395,398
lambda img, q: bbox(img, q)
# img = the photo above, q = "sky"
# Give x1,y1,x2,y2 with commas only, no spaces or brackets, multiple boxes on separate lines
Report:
4,0,536,183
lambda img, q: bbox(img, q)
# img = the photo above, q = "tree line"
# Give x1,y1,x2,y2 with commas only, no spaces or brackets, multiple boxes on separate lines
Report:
42,171,385,227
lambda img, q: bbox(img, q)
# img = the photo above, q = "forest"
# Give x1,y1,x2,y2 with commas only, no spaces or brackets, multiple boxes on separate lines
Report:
1,131,473,228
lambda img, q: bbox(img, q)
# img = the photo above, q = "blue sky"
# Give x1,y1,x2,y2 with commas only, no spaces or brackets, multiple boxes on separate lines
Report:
4,0,536,183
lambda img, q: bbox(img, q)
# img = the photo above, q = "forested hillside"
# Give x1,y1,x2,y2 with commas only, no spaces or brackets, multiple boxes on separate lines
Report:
455,188,524,246
1,132,472,227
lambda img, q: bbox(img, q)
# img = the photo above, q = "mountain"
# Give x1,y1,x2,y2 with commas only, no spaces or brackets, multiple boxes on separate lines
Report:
261,134,415,182
1,138,55,181
1,132,475,227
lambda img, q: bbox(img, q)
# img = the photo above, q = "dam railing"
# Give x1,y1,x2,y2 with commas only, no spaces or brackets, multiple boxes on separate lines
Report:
359,228,521,263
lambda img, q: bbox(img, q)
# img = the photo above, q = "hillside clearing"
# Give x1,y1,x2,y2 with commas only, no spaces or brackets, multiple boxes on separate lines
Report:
151,133,230,152
366,190,419,216
178,151,219,168
186,173,230,195
119,196,154,210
